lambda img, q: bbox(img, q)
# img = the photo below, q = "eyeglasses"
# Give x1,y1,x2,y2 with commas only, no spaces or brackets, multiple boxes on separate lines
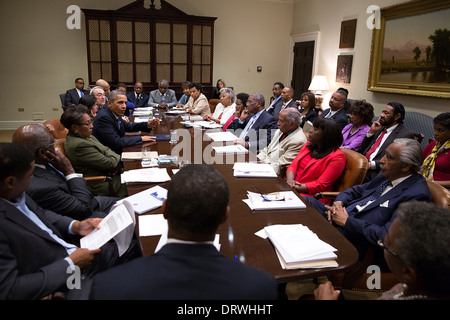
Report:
377,239,402,261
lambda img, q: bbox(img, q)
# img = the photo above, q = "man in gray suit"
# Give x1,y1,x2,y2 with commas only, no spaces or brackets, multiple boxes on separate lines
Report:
148,79,178,109
257,108,307,175
12,124,119,220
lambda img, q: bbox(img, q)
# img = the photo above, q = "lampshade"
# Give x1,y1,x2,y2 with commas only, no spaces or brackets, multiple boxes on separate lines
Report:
308,75,329,95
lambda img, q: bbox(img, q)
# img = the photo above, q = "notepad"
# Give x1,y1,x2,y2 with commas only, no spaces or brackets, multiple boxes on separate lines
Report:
121,168,171,184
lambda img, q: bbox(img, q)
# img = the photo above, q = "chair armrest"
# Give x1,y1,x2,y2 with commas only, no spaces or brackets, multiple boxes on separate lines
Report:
314,192,339,200
84,176,109,183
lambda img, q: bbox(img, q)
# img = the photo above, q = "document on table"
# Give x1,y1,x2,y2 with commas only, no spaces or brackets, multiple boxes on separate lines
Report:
166,110,188,115
243,191,306,210
213,144,248,154
233,162,277,178
138,214,168,237
181,115,203,121
80,201,135,256
205,131,238,142
118,185,167,214
121,151,158,160
121,168,171,184
259,224,338,269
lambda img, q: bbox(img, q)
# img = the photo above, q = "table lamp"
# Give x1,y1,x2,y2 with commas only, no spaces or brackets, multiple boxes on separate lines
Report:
308,75,329,106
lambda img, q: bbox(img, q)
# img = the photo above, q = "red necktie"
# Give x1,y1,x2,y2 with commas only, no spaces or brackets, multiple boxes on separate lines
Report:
365,129,387,160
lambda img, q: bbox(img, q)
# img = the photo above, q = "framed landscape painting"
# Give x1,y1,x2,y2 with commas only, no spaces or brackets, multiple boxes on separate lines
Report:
367,0,450,99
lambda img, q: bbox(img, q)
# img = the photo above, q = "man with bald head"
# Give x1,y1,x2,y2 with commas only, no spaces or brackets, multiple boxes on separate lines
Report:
96,79,110,96
320,89,349,129
271,86,297,121
12,124,118,220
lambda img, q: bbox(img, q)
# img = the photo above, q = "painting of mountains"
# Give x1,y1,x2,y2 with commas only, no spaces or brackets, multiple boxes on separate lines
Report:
380,7,450,84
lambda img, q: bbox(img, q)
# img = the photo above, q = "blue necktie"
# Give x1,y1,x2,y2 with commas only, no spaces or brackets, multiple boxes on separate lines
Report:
345,180,392,213
117,117,121,130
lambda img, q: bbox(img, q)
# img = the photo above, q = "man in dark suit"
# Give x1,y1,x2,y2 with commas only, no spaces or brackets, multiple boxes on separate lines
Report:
0,143,140,300
12,124,119,220
126,82,149,109
64,78,89,108
148,79,177,109
90,164,278,300
320,89,349,129
231,93,278,153
266,81,284,116
271,86,298,121
93,90,160,155
306,138,432,268
359,102,414,181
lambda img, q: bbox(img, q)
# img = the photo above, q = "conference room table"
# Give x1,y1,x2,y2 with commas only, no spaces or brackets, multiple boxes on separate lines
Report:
122,110,359,284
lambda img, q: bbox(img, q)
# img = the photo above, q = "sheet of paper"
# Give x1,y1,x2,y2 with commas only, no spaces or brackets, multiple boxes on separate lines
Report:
233,162,277,178
118,185,167,214
138,214,168,237
181,115,204,121
205,131,238,142
80,202,134,252
121,168,171,184
243,191,306,210
213,145,248,154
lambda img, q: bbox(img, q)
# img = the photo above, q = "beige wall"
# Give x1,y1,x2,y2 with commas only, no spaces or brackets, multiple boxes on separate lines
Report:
291,0,448,118
0,0,294,129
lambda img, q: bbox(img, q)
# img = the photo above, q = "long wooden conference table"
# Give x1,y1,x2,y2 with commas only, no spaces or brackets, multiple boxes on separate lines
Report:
123,111,359,284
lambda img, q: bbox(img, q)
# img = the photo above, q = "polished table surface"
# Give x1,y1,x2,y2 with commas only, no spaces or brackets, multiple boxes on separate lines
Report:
123,111,359,283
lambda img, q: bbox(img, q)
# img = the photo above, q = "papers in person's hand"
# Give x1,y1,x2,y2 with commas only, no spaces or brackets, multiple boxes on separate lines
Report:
121,151,158,160
118,185,167,214
213,144,248,154
80,201,135,256
138,214,168,237
243,191,305,210
233,162,277,178
261,224,338,269
121,168,171,184
205,131,238,142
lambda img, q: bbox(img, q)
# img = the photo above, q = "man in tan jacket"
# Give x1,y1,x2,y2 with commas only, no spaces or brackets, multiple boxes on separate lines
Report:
257,108,307,175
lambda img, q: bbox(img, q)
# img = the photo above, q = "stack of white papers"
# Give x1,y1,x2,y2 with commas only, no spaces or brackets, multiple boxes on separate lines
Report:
243,191,306,210
133,107,153,116
121,168,171,184
80,201,135,256
213,145,248,154
261,224,338,269
166,110,188,115
181,115,203,121
205,131,238,142
118,185,167,214
138,214,168,236
233,162,277,178
121,151,158,160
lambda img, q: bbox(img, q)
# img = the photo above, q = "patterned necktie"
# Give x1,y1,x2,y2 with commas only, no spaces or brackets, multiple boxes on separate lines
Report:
239,116,257,140
346,180,392,213
117,117,121,130
365,129,387,160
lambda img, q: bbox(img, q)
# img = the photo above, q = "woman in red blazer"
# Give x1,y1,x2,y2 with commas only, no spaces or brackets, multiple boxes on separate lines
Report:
286,117,346,203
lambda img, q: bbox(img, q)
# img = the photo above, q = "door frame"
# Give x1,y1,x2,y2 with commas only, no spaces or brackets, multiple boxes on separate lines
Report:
287,31,321,88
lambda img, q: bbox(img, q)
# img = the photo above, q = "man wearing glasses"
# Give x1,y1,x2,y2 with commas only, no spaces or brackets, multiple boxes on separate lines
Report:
306,138,432,269
90,86,108,109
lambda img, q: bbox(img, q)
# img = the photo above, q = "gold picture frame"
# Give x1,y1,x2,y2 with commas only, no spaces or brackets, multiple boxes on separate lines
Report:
367,0,450,99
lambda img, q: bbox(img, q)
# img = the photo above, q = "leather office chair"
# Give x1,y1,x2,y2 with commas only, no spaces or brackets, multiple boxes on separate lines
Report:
427,180,450,209
314,147,369,200
208,99,220,114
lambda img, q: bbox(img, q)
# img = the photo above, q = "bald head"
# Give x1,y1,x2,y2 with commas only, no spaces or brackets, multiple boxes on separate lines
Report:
96,79,110,94
12,124,53,161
